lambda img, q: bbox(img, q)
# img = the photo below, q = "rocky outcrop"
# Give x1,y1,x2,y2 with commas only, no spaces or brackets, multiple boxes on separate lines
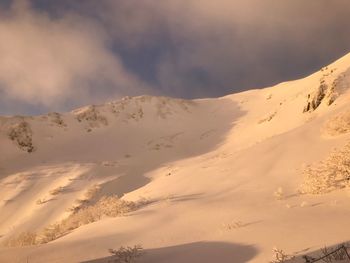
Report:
303,82,328,112
303,67,349,113
7,121,35,153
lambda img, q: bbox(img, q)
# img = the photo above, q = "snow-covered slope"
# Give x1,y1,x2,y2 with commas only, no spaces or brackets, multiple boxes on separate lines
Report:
2,53,350,262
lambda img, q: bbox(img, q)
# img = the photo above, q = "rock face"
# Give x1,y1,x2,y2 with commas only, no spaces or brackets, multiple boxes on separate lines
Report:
303,68,335,112
7,121,34,153
303,67,350,113
303,83,327,112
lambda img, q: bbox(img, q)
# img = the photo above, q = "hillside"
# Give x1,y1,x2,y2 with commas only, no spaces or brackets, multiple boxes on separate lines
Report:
1,53,350,262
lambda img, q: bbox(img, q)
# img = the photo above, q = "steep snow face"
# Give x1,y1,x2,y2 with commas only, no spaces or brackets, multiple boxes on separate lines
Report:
1,54,350,263
0,95,242,238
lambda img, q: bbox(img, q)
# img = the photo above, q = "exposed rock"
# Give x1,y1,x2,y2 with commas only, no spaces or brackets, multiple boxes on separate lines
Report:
7,121,35,153
303,66,350,113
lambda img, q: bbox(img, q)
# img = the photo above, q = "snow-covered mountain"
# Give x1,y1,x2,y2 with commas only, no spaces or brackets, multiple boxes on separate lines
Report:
2,53,350,263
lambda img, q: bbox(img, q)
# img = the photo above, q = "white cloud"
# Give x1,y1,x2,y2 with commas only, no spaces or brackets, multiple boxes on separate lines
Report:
0,0,153,110
1,0,350,113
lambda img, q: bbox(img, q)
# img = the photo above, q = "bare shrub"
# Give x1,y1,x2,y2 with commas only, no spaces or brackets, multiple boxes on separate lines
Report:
39,196,137,244
300,142,350,194
41,224,62,243
108,245,143,263
302,244,350,263
4,196,140,246
320,245,350,262
271,247,294,263
2,232,37,247
320,246,334,263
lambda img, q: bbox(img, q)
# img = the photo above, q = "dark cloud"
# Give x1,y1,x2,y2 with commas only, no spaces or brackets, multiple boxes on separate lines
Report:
1,0,350,114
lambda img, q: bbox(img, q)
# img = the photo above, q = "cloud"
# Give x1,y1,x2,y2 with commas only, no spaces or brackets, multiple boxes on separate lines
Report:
2,0,350,114
88,0,350,97
0,0,154,112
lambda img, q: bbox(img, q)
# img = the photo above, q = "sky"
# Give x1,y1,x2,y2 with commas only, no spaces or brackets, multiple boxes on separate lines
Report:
1,0,350,115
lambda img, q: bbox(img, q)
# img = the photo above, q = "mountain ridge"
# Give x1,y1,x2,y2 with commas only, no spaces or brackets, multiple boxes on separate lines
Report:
2,52,350,262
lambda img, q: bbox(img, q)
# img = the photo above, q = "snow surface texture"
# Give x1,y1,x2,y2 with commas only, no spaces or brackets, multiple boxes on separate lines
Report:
2,54,350,262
